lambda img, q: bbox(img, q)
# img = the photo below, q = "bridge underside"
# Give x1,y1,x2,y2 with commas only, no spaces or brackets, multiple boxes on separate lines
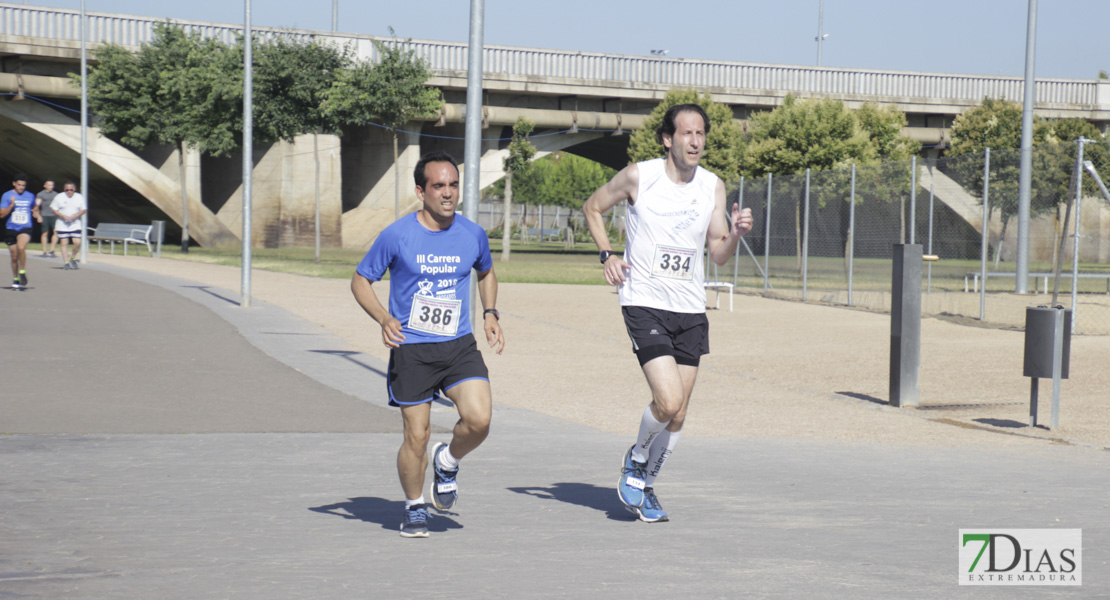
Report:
0,96,625,250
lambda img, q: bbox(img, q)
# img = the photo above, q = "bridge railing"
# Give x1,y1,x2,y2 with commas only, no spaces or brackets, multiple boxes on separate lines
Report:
1,2,1104,108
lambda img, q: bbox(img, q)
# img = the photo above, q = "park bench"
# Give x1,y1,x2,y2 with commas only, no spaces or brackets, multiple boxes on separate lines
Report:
524,227,561,241
87,223,155,256
964,271,1110,294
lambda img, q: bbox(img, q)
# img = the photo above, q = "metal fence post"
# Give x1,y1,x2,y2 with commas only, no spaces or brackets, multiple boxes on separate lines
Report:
802,168,810,301
909,156,916,245
733,177,743,287
764,173,772,293
927,184,935,294
1069,139,1087,334
848,164,856,307
979,148,990,321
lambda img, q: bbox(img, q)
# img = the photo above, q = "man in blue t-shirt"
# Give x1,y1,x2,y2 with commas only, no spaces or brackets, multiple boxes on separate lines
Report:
352,150,505,538
1,173,38,289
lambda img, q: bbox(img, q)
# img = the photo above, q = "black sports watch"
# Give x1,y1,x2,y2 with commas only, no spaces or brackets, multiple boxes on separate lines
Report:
599,250,618,264
483,308,500,321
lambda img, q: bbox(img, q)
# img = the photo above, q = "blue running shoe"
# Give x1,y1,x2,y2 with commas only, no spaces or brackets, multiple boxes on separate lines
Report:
18,272,27,286
400,503,430,538
636,487,669,523
618,445,647,510
430,442,459,510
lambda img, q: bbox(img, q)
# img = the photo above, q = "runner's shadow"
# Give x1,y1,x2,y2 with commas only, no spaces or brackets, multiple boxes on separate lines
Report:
507,482,637,522
309,497,463,533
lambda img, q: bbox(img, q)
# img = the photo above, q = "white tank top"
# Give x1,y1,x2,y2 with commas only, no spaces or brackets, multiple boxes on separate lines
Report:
618,158,718,313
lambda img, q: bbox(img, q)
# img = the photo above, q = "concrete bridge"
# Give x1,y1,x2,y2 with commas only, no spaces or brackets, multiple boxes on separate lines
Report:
2,2,1109,249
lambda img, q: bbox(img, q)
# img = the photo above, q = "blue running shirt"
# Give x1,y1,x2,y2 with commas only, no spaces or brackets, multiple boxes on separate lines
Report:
356,213,493,345
2,190,37,231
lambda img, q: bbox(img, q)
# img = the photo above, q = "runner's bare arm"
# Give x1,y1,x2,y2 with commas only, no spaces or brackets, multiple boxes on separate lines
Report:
32,198,41,222
584,164,639,285
350,273,405,348
707,179,753,266
0,196,12,219
476,268,504,355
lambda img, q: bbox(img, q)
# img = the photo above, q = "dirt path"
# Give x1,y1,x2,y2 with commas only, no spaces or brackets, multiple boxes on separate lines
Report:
90,253,1110,450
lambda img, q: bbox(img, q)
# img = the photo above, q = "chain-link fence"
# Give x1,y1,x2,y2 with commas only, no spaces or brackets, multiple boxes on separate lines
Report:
717,141,1110,335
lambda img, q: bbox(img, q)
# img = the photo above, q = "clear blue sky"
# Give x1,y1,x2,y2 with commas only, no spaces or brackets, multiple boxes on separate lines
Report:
23,0,1110,80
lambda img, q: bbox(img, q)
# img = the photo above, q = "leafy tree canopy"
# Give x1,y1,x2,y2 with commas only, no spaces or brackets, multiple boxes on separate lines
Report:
627,88,743,183
80,22,243,156
487,152,615,210
252,37,351,142
741,94,876,177
323,38,442,129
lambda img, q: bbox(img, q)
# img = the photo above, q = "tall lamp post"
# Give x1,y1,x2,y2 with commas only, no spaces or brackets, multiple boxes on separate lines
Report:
815,0,828,66
1015,0,1038,293
241,0,253,308
79,0,88,264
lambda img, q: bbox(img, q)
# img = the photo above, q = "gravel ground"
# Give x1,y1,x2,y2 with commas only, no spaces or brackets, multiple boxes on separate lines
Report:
89,253,1110,451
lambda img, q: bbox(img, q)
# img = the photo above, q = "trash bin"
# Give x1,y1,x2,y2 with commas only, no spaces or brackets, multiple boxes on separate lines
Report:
1023,307,1071,379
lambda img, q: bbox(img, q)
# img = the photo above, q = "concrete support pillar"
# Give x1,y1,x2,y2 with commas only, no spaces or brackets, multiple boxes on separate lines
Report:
341,124,424,251
214,134,343,249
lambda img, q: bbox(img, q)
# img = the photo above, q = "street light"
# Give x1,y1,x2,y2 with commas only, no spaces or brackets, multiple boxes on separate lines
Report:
815,0,828,66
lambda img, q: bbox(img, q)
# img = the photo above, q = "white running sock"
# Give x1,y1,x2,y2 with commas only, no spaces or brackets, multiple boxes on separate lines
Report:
405,495,426,508
437,445,459,470
631,405,670,464
644,430,681,487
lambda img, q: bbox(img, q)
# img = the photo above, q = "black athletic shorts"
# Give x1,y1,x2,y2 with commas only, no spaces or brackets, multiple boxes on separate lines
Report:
4,228,31,246
387,335,489,407
621,305,709,368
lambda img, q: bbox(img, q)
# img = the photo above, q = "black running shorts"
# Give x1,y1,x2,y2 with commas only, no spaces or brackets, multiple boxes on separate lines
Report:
387,335,489,407
4,228,31,246
621,305,709,367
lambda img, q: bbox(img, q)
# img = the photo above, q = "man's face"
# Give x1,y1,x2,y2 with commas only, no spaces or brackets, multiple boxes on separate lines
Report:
416,161,461,222
13,180,27,194
44,181,54,192
63,184,76,197
662,110,706,171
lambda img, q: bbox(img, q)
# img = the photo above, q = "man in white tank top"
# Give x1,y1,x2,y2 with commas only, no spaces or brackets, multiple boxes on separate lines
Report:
584,104,753,523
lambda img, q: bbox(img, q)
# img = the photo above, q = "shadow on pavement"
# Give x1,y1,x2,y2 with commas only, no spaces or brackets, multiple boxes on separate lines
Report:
310,350,389,379
310,497,463,533
834,391,887,405
183,285,242,306
507,482,637,522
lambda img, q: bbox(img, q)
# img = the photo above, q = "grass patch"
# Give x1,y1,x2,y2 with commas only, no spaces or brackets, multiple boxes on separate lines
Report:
79,241,1110,293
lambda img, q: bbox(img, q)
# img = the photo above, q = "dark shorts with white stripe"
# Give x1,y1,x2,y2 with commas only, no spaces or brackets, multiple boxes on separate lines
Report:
387,335,489,407
621,305,709,368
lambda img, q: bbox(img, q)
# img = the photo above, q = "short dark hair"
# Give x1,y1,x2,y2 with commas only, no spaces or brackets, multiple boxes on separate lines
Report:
414,151,459,189
12,173,29,184
656,103,711,145
63,181,77,190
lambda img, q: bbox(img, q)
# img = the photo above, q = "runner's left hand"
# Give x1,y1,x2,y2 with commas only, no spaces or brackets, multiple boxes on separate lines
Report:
484,314,504,355
731,205,753,237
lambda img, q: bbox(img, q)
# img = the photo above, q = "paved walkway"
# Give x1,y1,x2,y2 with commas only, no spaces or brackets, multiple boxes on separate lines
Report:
2,256,1107,599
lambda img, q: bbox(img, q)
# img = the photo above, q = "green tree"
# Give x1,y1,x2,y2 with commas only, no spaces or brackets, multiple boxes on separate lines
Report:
948,97,1053,262
627,88,743,183
500,118,535,261
253,37,350,261
741,94,875,177
80,22,242,251
323,36,443,219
